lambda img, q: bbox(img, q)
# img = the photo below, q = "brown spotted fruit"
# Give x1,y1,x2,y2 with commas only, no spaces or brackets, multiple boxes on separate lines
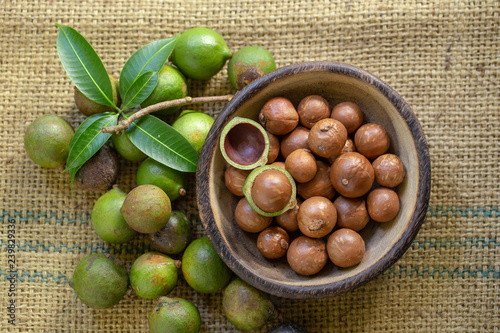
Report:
149,297,201,333
181,236,232,293
121,184,172,234
129,252,180,299
75,145,120,193
222,278,276,331
227,46,276,90
148,211,193,255
70,253,128,309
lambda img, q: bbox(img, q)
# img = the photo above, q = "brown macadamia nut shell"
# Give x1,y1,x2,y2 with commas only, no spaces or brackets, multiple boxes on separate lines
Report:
333,196,370,232
354,123,390,159
330,152,375,198
266,131,280,163
297,196,337,238
367,187,400,222
234,197,273,233
280,127,310,159
297,95,331,128
275,200,301,232
287,236,328,275
372,153,406,188
330,102,364,134
285,148,318,183
297,160,336,200
327,228,365,268
259,97,299,135
224,165,250,196
257,226,290,259
308,118,348,158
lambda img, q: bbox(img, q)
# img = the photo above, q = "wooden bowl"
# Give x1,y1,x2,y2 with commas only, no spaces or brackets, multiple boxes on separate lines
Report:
197,61,431,299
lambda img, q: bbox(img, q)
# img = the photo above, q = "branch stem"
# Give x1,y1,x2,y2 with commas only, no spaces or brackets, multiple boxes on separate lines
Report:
102,94,233,134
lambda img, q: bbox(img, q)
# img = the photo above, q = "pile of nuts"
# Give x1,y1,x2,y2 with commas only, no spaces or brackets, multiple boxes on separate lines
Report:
222,95,406,276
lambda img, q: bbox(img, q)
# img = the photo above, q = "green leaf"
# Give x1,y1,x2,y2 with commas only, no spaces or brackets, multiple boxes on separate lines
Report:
121,71,159,110
64,112,119,172
56,24,115,108
119,35,179,101
127,115,199,172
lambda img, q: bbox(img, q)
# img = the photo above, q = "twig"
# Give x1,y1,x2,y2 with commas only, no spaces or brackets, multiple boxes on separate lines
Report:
102,95,233,134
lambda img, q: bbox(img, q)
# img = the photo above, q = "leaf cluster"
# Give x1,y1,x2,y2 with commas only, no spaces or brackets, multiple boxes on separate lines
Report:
55,24,199,183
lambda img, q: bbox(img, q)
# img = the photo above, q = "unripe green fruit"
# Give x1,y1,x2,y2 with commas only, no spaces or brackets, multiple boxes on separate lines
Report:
181,236,232,294
136,158,187,201
70,253,128,309
121,184,172,234
24,115,74,168
171,27,232,81
91,187,137,244
141,65,188,116
171,110,214,153
228,46,276,90
149,297,201,333
223,278,276,331
74,74,121,116
111,131,147,162
130,252,180,299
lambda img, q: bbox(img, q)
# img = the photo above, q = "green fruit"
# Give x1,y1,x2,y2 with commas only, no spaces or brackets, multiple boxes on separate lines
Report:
181,236,232,293
129,252,180,299
223,278,276,331
172,110,214,153
75,74,121,116
148,211,193,255
70,253,128,309
136,157,187,201
91,187,137,244
24,115,74,168
228,46,276,90
111,131,147,162
121,184,172,234
171,27,232,81
149,297,201,333
75,145,120,193
141,65,188,116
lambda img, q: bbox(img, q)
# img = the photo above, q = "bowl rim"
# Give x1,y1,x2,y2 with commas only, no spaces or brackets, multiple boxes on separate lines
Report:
197,61,431,299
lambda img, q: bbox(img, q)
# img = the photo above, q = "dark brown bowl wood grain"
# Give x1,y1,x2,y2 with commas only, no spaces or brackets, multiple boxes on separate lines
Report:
196,61,431,299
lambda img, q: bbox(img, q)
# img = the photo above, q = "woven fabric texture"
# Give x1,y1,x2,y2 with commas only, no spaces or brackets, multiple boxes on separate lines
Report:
1,0,499,332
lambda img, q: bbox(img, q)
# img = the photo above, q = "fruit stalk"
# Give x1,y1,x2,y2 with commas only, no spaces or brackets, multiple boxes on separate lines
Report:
102,95,233,134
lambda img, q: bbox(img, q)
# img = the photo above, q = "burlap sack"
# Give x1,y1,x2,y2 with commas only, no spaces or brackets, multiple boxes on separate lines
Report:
1,0,498,332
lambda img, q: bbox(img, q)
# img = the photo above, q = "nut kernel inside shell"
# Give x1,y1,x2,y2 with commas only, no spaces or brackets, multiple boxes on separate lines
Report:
242,165,297,217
